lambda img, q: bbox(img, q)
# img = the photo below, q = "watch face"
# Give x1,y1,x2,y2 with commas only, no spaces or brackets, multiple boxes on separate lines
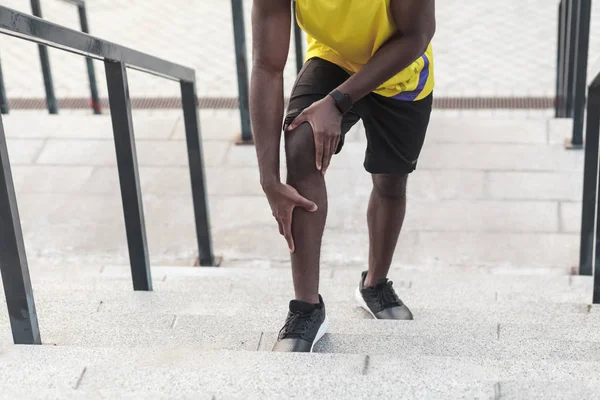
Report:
339,95,352,113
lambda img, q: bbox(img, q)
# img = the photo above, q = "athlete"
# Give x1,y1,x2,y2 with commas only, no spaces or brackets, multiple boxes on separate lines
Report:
250,0,436,352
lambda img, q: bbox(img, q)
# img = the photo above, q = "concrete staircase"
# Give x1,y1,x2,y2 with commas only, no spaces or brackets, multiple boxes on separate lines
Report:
2,263,600,399
0,110,593,398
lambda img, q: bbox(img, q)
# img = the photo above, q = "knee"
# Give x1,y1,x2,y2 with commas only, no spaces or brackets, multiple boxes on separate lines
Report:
372,174,408,200
285,123,318,183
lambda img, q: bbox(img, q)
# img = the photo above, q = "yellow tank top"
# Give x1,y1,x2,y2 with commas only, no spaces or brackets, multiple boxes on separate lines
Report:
295,0,434,101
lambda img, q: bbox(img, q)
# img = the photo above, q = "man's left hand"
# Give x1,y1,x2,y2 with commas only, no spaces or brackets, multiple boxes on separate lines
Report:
286,96,343,175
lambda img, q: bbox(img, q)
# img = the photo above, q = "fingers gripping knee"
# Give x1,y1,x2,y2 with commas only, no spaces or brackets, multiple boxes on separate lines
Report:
372,174,408,200
285,124,319,183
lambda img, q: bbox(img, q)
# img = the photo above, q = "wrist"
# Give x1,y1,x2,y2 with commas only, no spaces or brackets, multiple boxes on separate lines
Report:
328,89,353,114
323,95,341,114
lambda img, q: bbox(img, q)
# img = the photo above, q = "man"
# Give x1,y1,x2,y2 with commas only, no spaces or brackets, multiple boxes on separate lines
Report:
250,0,435,352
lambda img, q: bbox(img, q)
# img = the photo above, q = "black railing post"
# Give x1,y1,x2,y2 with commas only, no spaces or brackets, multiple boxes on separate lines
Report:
564,0,578,118
0,54,8,114
579,85,600,276
594,84,600,302
30,0,58,114
181,80,215,266
230,0,253,144
0,114,41,344
556,0,566,117
105,60,152,291
76,2,101,114
292,2,304,75
569,0,591,148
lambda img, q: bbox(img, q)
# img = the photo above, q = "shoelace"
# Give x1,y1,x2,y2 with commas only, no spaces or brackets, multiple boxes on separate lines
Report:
374,280,402,309
279,311,312,339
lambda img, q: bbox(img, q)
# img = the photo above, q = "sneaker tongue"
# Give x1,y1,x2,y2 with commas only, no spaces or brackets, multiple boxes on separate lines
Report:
289,300,316,314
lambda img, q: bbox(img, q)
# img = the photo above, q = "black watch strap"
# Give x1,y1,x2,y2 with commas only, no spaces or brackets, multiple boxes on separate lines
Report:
329,90,353,114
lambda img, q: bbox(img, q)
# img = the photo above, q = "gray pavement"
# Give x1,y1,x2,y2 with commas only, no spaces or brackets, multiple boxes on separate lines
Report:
0,0,599,99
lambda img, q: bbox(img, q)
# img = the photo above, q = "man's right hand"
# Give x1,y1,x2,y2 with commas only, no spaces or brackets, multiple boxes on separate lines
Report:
263,182,318,253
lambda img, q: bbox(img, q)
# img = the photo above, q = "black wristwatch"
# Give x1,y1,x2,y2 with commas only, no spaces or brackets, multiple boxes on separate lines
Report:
329,90,353,114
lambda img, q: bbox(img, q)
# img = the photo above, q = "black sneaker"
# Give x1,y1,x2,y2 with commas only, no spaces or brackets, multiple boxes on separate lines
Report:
272,295,328,352
355,271,413,320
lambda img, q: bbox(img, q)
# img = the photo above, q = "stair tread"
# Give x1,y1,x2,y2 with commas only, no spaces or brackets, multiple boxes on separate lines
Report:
4,299,600,347
5,317,600,360
4,347,600,399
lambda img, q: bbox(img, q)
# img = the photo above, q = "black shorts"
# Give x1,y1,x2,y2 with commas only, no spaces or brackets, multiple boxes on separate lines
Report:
284,57,433,174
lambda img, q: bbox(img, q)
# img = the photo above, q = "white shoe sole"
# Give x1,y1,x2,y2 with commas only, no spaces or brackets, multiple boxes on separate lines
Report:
355,286,377,319
310,315,329,352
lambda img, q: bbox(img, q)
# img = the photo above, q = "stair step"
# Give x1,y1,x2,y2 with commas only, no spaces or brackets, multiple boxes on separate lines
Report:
103,263,583,284
176,315,600,343
1,312,260,350
11,279,590,306
20,263,587,290
4,347,600,399
64,292,596,315
498,381,600,400
3,297,600,347
305,334,600,361
1,390,212,400
6,265,590,307
9,314,499,347
2,276,591,312
8,373,495,400
5,310,600,358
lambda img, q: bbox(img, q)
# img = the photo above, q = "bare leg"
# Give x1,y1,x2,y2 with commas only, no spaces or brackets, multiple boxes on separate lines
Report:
364,173,408,287
284,123,327,304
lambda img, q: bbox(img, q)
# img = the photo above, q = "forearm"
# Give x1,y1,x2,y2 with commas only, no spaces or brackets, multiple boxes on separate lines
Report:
337,34,430,103
250,65,285,187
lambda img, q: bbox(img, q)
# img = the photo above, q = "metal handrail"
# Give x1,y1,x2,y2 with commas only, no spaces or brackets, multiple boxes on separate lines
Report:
0,6,215,345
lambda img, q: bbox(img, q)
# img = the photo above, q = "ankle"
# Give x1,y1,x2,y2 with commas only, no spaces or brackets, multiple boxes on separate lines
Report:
363,278,376,288
364,272,386,288
295,294,320,305
363,275,376,288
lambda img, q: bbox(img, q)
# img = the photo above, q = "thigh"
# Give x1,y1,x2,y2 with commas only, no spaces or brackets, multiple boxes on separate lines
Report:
359,93,433,174
284,58,360,154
